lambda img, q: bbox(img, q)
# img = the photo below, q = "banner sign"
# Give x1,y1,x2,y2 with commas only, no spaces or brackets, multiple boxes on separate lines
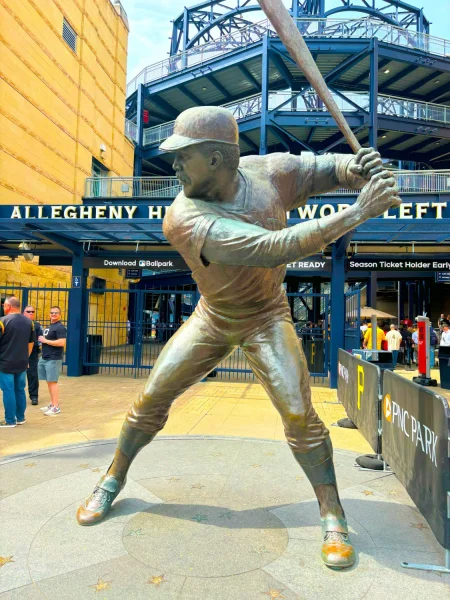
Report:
347,257,450,271
83,257,188,270
1,200,450,221
337,349,381,453
382,370,450,549
286,256,331,272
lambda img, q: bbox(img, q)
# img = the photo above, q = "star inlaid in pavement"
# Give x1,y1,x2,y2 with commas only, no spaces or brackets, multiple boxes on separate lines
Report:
0,556,14,567
191,483,205,489
191,514,207,523
218,511,233,519
89,578,112,592
148,574,166,587
126,528,145,537
91,468,101,473
295,476,304,481
24,463,36,468
168,477,180,483
78,464,89,469
262,588,284,598
362,490,374,496
410,522,428,530
253,545,270,554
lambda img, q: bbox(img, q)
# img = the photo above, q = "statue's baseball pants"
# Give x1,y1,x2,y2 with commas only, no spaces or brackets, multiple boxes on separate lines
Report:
126,311,329,454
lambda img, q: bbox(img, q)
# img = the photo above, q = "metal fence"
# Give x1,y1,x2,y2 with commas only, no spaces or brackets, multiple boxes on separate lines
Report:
85,176,181,198
84,170,450,199
82,288,330,380
344,289,361,351
127,17,450,95
141,90,450,148
0,285,70,366
125,119,138,142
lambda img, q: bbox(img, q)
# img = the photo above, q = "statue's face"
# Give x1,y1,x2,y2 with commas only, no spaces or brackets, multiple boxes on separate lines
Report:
172,146,215,198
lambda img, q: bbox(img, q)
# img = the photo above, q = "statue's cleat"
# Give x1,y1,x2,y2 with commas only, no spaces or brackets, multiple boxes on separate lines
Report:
76,475,122,525
320,515,356,569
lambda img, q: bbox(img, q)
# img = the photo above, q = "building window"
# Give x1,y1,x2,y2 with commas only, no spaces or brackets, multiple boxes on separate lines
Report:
91,158,109,197
62,18,77,52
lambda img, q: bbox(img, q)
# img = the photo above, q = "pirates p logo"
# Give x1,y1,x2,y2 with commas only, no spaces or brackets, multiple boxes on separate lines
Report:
383,394,392,422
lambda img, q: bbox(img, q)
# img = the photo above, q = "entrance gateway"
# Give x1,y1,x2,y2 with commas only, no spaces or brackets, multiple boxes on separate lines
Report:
0,199,450,385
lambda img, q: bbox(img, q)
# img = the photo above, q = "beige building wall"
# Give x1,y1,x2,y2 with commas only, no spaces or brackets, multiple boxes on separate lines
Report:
0,0,134,345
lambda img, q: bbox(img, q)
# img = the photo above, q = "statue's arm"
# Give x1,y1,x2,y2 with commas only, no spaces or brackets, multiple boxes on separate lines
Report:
288,148,384,209
202,171,399,268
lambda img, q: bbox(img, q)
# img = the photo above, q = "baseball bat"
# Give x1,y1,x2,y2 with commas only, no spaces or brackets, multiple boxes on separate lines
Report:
257,0,361,153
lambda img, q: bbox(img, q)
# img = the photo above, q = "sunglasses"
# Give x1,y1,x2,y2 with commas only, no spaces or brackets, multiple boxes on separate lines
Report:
25,310,35,313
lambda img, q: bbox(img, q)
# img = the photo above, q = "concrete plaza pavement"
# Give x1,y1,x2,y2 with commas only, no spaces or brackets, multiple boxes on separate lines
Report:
0,375,448,598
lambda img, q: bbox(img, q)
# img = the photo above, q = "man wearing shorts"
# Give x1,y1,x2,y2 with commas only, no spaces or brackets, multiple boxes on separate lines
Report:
38,306,67,416
77,106,399,569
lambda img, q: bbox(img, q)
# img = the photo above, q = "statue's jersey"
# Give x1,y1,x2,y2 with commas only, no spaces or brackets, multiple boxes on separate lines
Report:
163,153,317,322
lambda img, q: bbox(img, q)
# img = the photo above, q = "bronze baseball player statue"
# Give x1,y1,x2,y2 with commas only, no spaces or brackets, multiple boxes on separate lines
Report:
77,106,399,569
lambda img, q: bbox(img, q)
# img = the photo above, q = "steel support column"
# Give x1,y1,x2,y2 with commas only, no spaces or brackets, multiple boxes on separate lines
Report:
134,84,145,176
66,254,88,377
259,35,269,155
370,271,378,308
330,243,345,388
369,39,378,149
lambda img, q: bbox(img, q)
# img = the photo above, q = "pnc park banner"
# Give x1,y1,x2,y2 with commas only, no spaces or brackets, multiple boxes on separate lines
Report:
337,349,381,453
382,370,450,549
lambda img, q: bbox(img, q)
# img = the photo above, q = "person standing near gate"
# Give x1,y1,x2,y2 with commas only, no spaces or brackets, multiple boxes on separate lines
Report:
23,305,43,405
386,324,402,367
77,106,399,569
38,307,67,416
0,296,36,427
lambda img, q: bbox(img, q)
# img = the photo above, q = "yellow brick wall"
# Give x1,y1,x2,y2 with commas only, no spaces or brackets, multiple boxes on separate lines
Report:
0,0,133,343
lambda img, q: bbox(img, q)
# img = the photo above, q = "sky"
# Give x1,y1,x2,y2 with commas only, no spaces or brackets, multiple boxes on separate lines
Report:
121,0,450,83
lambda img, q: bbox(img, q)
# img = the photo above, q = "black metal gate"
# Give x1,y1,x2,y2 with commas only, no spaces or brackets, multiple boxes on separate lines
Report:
83,288,330,380
0,284,70,365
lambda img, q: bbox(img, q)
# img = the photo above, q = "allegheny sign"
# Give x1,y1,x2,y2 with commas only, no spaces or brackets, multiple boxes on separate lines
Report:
3,200,450,221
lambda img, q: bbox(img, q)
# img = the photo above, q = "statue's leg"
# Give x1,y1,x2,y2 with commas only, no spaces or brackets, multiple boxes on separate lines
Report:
77,314,232,525
243,319,355,569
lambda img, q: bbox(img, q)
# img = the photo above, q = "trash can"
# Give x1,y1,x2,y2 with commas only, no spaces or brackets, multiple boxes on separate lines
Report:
438,346,450,389
83,334,103,375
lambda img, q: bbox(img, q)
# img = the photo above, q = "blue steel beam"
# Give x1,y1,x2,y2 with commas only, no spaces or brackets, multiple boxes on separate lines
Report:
179,84,205,105
268,121,316,153
401,71,440,95
259,36,269,155
237,63,261,92
240,132,259,152
329,242,345,388
269,49,294,88
204,72,234,101
369,40,379,149
66,253,87,377
269,125,293,152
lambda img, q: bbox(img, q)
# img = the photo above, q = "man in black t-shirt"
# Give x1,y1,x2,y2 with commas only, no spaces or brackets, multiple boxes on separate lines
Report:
0,296,35,427
38,306,67,416
23,305,43,406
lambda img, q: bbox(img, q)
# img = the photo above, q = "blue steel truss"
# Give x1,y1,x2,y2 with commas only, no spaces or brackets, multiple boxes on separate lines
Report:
170,0,429,54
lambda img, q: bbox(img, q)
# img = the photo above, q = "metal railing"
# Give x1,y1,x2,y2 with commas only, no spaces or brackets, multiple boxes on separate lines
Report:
85,177,181,198
125,119,138,142
84,171,450,199
142,91,450,147
127,17,450,95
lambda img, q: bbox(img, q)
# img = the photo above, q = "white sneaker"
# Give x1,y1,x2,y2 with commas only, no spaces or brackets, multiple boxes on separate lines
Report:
44,406,61,416
40,404,53,411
